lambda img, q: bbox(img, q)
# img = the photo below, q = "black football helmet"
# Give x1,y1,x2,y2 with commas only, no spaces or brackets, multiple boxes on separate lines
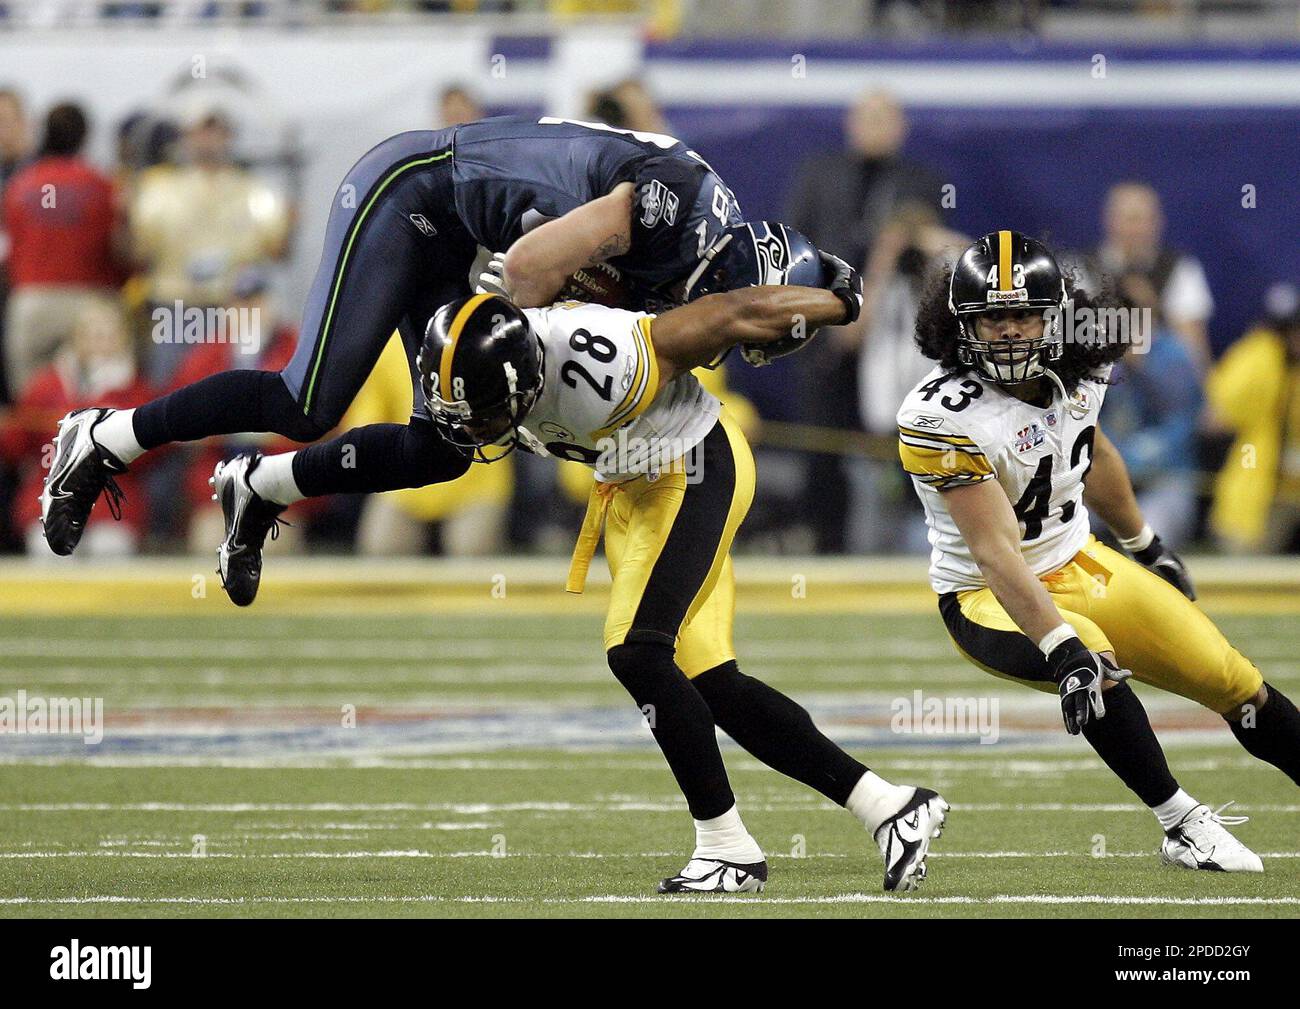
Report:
949,230,1067,384
418,294,544,463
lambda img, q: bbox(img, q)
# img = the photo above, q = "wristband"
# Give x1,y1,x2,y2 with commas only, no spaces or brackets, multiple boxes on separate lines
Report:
1118,524,1155,553
1038,624,1079,658
832,287,859,325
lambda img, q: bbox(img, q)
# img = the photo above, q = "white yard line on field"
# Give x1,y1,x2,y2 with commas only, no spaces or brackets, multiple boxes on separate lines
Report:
2,849,1296,860
0,894,1297,907
5,800,1297,813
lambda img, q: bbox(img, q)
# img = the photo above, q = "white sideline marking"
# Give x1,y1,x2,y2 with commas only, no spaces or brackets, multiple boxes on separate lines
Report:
4,801,1298,814
0,894,1297,907
3,849,1296,860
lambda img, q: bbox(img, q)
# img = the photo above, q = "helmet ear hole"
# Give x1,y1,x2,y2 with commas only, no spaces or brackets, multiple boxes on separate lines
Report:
418,294,544,462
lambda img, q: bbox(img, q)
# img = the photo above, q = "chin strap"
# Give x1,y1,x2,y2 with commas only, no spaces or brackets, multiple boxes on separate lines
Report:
1044,367,1089,419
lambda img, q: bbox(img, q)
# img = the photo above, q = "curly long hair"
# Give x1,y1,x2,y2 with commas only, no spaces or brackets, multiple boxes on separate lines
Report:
914,266,1129,392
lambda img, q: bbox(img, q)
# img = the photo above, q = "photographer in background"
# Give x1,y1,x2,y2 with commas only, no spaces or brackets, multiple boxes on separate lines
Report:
1082,182,1215,373
1099,272,1204,549
838,202,966,553
786,89,941,552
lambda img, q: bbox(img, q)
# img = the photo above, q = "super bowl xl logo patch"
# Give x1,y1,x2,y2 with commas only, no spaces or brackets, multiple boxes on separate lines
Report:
639,179,679,228
1014,423,1045,454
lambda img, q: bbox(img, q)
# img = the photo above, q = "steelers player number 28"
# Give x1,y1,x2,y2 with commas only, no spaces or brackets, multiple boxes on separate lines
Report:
1013,425,1096,540
544,329,620,465
560,329,616,401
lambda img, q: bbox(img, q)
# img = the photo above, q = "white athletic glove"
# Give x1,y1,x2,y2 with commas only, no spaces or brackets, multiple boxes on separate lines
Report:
474,252,511,298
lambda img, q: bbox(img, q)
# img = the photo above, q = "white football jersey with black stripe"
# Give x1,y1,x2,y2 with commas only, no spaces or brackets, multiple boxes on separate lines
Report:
521,302,719,481
896,365,1111,594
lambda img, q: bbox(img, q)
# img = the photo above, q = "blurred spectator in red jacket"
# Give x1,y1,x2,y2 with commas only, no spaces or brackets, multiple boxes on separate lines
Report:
3,102,127,395
169,265,318,554
0,86,34,404
0,300,151,556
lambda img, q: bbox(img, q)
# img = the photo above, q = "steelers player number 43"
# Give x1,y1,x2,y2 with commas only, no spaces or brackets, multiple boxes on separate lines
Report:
917,375,983,412
1013,425,1096,540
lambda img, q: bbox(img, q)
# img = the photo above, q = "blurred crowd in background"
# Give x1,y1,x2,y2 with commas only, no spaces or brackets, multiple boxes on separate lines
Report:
1,68,1298,561
2,2,1298,36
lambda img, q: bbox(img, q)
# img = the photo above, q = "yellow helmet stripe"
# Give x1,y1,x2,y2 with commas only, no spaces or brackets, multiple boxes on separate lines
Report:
438,293,496,402
997,229,1013,292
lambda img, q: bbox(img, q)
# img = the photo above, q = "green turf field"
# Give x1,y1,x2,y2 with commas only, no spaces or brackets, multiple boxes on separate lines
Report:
1,609,1297,918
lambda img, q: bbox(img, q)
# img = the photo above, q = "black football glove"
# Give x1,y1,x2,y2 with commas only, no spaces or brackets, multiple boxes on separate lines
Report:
819,249,864,325
1130,534,1196,601
1048,636,1133,735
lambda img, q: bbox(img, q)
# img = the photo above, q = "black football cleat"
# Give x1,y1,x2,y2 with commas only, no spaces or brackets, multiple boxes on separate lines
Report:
211,452,287,607
874,786,949,892
40,408,128,556
657,857,768,894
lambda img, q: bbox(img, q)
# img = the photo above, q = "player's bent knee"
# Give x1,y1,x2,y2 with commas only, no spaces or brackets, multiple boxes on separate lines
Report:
691,660,741,692
1220,684,1269,722
278,412,334,444
398,420,471,485
607,640,678,686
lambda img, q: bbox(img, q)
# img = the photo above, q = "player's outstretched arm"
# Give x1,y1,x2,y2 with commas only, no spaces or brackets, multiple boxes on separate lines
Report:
501,182,636,308
1083,425,1195,599
944,479,1131,734
649,284,850,382
944,480,1069,646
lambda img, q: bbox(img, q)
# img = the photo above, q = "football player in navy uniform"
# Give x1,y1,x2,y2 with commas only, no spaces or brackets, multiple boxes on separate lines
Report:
40,116,743,603
410,224,949,893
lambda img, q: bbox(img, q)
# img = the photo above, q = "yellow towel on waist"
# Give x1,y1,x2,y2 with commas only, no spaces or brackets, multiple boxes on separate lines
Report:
566,479,623,594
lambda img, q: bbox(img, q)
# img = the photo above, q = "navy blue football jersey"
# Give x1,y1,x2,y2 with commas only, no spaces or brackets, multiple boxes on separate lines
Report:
450,115,742,295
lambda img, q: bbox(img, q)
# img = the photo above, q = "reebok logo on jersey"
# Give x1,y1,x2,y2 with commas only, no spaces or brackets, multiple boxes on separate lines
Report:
1014,423,1045,454
639,180,679,228
911,415,944,430
1071,388,1091,413
409,214,437,238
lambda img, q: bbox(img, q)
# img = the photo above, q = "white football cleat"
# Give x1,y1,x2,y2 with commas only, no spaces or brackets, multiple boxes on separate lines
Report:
1161,801,1262,873
39,408,127,556
873,786,949,892
657,857,767,894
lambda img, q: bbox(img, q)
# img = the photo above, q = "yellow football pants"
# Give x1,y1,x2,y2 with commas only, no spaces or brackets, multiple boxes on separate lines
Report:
568,410,754,677
940,536,1263,713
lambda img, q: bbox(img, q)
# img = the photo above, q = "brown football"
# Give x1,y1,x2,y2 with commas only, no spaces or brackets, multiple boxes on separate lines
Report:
557,261,634,309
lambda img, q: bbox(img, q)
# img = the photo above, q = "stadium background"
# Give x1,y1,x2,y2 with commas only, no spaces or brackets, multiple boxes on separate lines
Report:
1,1,1298,918
4,3,1300,557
